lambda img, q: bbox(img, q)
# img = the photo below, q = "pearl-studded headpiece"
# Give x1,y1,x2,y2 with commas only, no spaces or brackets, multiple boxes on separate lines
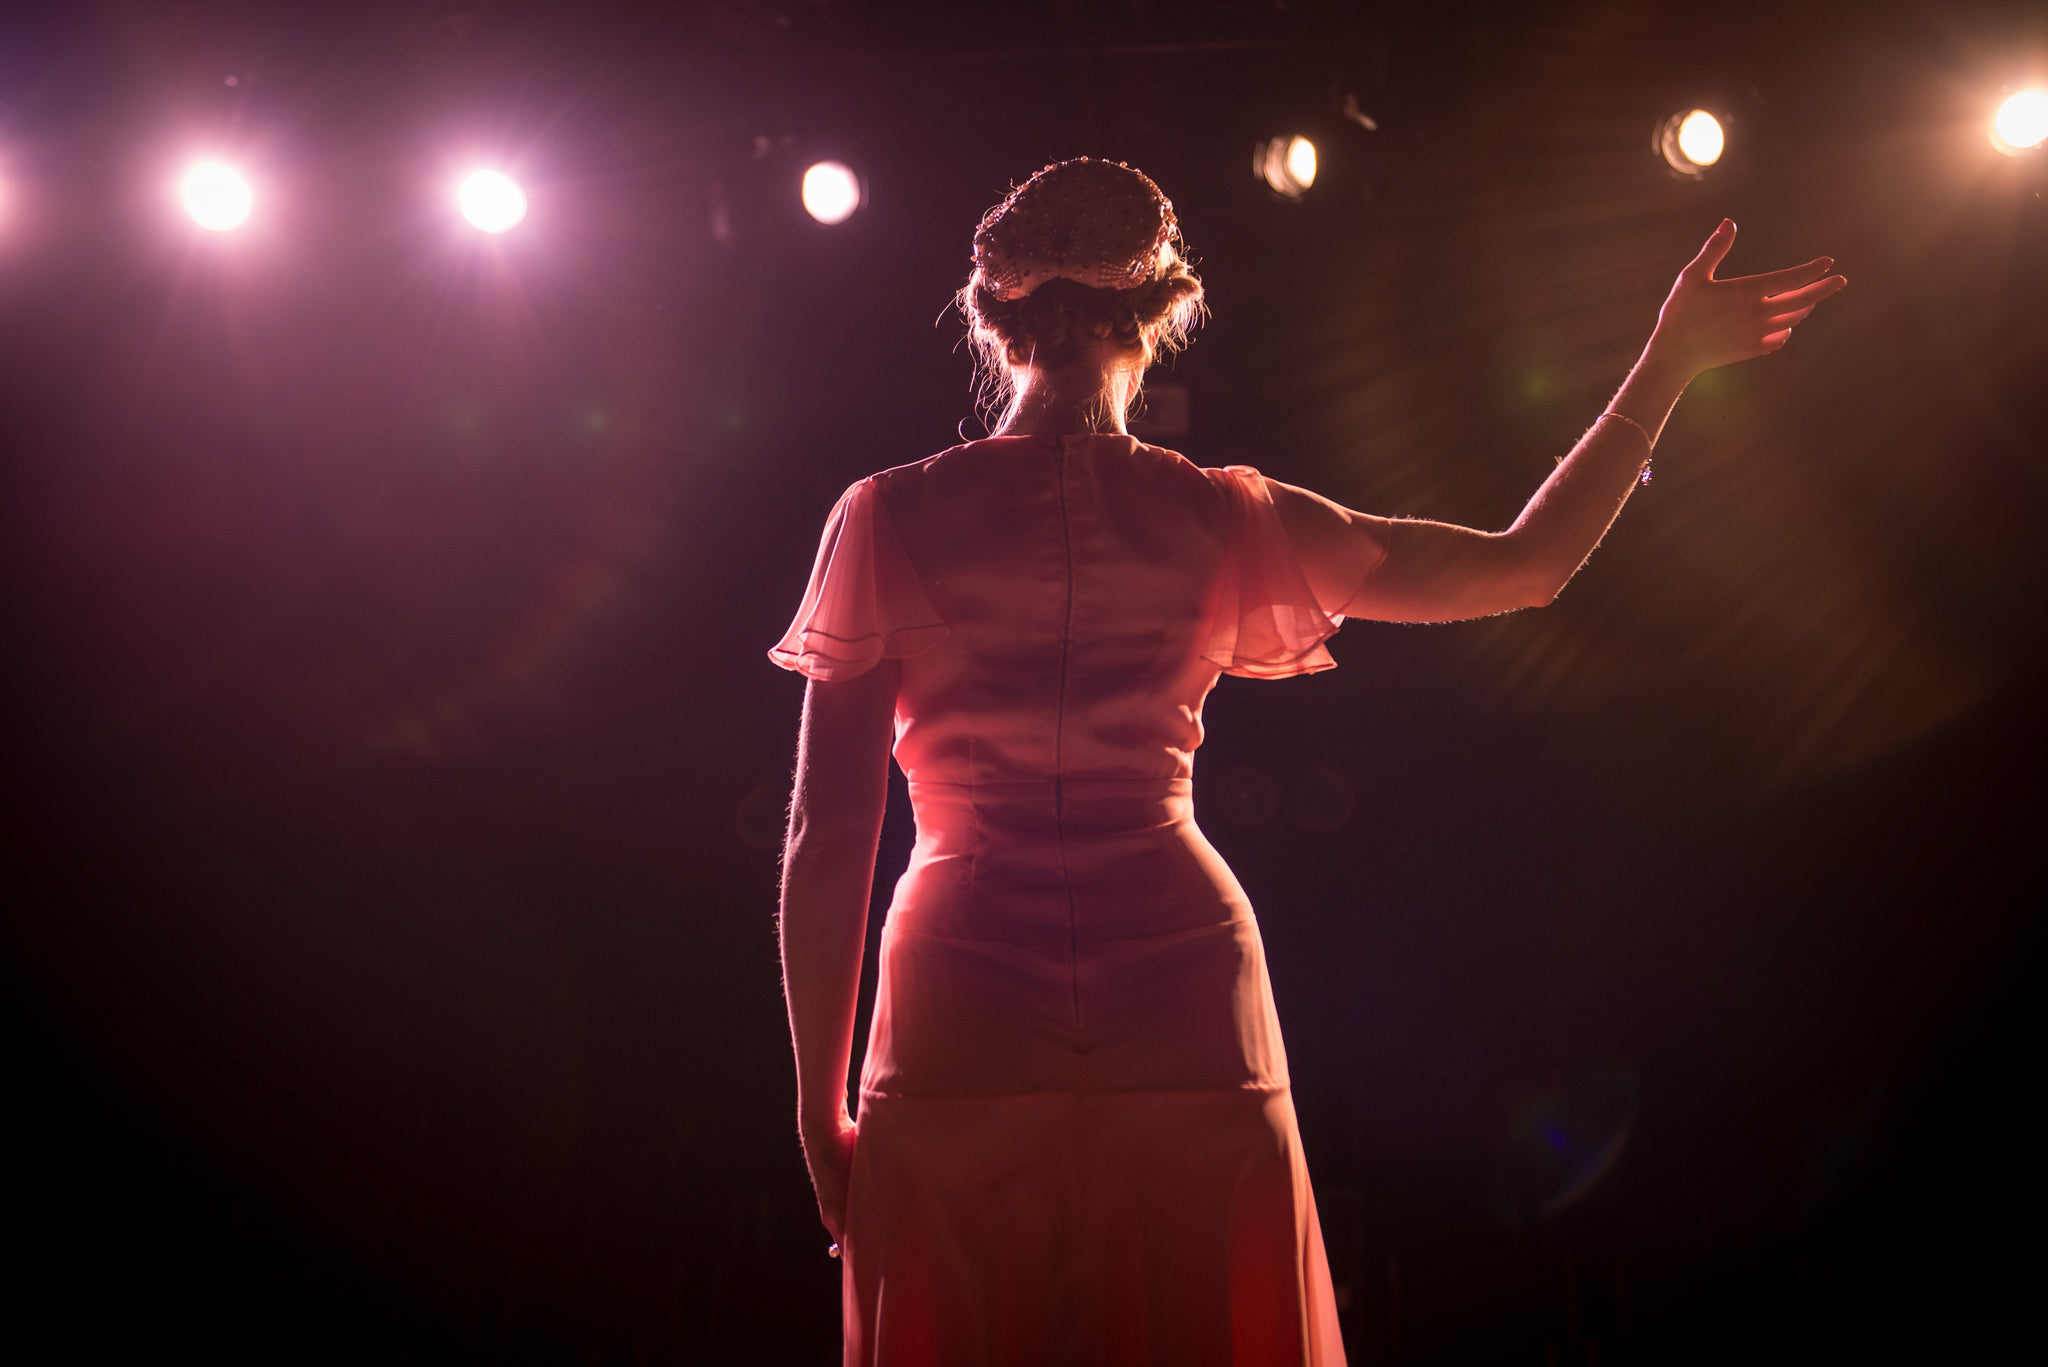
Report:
971,158,1180,302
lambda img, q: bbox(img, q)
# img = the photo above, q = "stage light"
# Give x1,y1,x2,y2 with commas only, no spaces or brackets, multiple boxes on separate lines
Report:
458,170,527,233
1676,110,1724,166
1256,135,1317,199
802,161,863,225
180,162,252,231
1991,89,2048,155
1286,137,1318,189
1656,109,1724,178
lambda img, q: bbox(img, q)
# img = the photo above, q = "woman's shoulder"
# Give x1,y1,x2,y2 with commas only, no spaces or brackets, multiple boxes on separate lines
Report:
863,438,991,491
866,435,1220,489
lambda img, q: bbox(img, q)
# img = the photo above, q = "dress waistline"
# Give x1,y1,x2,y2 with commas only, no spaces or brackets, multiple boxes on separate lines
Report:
890,776,1248,943
906,777,1193,836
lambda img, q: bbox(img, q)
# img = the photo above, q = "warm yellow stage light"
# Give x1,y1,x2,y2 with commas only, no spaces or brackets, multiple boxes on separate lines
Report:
1991,89,2048,155
801,162,862,225
1657,109,1724,178
1676,110,1724,167
459,171,527,233
181,162,252,231
1286,136,1317,190
1257,135,1317,199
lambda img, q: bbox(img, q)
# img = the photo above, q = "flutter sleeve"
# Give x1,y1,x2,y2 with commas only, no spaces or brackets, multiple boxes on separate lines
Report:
768,477,949,682
1202,464,1381,679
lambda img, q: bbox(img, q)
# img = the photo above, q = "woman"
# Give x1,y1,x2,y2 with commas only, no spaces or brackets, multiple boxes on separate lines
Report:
772,158,1844,1366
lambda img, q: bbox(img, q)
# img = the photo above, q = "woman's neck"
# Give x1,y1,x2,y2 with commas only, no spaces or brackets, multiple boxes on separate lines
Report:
994,357,1139,437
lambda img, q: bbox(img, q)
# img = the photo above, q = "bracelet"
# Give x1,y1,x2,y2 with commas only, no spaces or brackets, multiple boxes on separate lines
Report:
1597,411,1655,485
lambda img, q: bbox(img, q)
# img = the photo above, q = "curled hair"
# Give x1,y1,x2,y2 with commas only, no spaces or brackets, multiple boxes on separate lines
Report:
958,249,1206,424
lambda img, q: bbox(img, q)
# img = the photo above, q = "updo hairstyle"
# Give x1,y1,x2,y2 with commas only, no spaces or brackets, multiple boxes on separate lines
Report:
960,248,1206,377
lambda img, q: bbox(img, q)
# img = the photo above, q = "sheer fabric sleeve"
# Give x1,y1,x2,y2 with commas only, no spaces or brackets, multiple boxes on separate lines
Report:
768,477,949,682
1202,465,1381,679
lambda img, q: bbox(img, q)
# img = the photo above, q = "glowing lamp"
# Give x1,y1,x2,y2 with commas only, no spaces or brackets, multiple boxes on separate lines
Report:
181,163,252,231
1657,109,1724,178
1991,89,2048,155
1257,135,1317,198
459,171,527,233
802,162,863,225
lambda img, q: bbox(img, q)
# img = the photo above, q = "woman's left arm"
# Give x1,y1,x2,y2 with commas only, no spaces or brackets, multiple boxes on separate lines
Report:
780,659,898,1243
1282,221,1846,624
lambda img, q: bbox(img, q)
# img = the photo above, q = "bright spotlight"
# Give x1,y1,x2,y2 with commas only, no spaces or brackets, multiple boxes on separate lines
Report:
1656,109,1724,178
180,162,252,231
460,172,528,233
1991,89,2048,155
1286,136,1318,190
1257,135,1318,199
1676,110,1724,166
801,162,863,225
459,170,527,233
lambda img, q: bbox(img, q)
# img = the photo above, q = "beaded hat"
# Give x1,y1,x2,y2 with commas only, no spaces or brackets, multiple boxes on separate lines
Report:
971,158,1180,302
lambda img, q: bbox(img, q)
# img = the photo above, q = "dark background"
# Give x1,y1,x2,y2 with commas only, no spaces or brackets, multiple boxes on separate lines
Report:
3,2,2043,1361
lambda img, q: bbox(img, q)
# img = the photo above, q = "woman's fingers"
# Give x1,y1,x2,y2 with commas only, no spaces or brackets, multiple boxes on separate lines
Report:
1763,274,1847,310
1684,219,1738,277
1658,228,1845,370
1743,256,1836,292
814,1173,848,1242
806,1119,859,1242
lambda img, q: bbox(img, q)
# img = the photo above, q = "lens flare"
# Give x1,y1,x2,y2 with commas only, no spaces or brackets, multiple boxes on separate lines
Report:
1257,135,1318,198
801,162,862,225
1497,1069,1638,1222
1657,109,1724,178
459,170,528,233
1991,89,2048,155
180,162,252,231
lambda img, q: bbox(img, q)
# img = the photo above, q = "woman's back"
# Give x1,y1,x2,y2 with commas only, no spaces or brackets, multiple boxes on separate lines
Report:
778,432,1349,787
886,433,1227,783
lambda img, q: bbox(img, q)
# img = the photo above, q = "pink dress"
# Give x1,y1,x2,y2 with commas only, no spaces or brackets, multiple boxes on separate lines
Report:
771,434,1384,1367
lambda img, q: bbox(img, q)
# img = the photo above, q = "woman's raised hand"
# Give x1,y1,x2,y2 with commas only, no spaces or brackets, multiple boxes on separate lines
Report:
1648,220,1847,378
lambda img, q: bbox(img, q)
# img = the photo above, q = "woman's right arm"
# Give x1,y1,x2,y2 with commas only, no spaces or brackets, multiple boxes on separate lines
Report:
780,659,898,1243
1272,221,1846,623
